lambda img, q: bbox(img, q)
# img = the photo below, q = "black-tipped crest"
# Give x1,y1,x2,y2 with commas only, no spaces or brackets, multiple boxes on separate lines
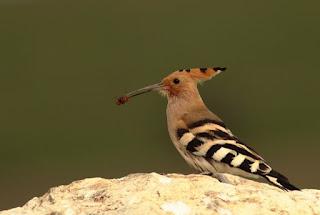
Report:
213,67,227,71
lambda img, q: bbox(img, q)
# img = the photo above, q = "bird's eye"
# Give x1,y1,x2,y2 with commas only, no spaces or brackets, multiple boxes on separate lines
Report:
173,78,180,84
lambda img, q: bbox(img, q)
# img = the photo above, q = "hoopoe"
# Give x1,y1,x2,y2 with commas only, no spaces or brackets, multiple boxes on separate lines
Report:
116,68,300,191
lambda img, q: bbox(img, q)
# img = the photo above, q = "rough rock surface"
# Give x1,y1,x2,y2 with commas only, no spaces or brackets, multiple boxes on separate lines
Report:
1,173,319,215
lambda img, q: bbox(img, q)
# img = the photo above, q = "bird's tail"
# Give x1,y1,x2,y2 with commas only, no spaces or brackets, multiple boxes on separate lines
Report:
263,170,300,191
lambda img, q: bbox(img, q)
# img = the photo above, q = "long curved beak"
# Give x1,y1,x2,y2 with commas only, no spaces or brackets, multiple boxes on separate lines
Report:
125,83,165,99
116,83,166,105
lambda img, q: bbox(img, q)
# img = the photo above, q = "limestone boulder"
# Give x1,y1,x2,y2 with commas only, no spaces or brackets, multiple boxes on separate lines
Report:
1,173,319,215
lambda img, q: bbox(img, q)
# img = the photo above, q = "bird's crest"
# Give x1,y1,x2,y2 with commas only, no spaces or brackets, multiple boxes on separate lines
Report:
178,67,226,82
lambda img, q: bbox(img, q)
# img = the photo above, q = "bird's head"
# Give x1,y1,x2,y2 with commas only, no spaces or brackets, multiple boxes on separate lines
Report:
116,67,226,105
160,67,225,97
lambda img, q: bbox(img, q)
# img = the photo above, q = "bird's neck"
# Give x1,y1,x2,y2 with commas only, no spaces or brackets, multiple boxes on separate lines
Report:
166,88,208,127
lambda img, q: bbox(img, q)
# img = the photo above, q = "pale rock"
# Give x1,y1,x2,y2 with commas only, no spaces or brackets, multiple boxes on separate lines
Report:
0,173,319,215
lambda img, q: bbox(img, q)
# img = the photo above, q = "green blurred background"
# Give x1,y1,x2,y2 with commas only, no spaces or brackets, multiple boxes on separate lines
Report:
1,0,319,210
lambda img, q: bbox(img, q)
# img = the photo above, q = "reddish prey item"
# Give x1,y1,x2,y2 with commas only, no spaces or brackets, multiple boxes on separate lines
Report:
115,96,129,105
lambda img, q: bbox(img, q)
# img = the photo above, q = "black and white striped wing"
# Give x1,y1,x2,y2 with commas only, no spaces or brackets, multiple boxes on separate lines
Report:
177,119,271,176
176,119,300,191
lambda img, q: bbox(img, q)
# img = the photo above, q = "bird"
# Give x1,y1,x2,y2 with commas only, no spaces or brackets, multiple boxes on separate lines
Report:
116,67,300,191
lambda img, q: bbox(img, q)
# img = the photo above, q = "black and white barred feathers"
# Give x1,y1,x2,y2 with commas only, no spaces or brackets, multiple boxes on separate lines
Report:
176,119,299,191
